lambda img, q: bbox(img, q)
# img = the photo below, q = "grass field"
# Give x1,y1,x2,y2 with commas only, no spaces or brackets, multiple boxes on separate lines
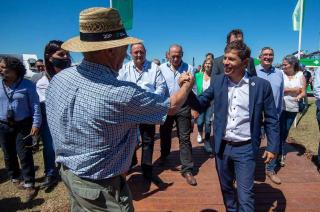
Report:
288,98,320,156
0,98,319,211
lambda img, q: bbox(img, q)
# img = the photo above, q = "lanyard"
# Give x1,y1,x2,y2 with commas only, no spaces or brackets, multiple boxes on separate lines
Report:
130,65,143,83
2,78,23,103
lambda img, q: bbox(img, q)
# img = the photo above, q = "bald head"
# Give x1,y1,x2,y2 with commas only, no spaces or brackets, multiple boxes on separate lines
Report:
169,44,183,53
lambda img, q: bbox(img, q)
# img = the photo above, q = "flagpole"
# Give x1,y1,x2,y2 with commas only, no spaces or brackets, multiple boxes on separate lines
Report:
297,0,304,60
294,0,304,128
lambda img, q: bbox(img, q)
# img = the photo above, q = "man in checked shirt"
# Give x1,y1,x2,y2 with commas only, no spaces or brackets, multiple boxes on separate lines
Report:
45,7,194,212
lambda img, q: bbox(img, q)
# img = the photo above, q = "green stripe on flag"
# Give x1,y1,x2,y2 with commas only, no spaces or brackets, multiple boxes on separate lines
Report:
112,0,133,30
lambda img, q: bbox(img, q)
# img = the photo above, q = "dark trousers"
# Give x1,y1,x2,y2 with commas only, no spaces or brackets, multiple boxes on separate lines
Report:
215,142,255,212
139,124,155,166
60,166,133,212
0,118,35,185
160,105,194,174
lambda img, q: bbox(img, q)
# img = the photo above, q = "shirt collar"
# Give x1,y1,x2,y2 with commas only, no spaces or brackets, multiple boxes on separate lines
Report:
131,60,149,72
79,60,118,78
257,64,275,75
228,71,249,86
166,61,184,72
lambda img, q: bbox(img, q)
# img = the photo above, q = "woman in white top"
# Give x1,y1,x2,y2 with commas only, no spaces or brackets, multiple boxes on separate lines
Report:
280,55,306,166
31,40,71,188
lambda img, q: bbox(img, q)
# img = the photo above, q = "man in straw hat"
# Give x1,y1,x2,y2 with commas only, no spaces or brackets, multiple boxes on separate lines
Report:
45,7,194,212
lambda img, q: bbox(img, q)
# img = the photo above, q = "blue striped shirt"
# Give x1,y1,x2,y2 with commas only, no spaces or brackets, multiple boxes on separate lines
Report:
256,65,284,117
46,60,169,179
160,62,195,96
0,78,41,127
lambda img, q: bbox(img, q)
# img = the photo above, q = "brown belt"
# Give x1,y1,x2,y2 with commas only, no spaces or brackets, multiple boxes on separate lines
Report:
222,139,251,147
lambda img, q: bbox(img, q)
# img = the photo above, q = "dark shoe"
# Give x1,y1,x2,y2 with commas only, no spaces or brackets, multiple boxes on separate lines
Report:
23,187,37,203
266,171,281,184
142,164,163,186
147,175,164,187
183,172,197,186
14,181,26,190
40,175,58,188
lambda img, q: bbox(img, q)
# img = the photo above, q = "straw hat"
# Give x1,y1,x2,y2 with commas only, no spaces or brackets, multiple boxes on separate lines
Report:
62,7,142,52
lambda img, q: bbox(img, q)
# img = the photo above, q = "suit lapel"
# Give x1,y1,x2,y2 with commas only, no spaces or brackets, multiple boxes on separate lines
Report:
249,77,256,121
220,76,229,129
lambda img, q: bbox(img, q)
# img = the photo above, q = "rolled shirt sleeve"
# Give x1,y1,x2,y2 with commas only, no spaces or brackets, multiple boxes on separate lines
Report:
27,81,42,128
126,85,170,124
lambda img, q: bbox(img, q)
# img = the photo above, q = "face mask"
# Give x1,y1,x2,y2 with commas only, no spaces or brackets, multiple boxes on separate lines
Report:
51,58,71,70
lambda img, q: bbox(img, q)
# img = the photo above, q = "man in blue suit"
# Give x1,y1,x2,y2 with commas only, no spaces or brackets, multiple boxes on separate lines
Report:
185,41,280,211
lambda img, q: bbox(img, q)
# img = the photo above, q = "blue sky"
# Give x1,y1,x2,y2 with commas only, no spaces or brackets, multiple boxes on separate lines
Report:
0,0,319,65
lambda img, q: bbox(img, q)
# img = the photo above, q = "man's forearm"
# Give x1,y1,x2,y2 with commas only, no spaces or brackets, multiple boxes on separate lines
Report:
168,85,191,115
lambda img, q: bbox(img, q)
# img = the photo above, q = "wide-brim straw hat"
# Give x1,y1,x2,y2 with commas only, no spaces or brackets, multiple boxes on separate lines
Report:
62,7,142,52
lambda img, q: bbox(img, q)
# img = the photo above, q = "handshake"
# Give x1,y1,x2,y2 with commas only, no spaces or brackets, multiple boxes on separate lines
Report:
178,72,195,89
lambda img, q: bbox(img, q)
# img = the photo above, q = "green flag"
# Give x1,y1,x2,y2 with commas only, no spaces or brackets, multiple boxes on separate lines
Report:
111,0,133,30
292,0,305,31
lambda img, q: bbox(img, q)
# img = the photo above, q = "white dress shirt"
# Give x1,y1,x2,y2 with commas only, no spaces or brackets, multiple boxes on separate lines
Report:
223,73,251,142
36,74,50,103
118,60,167,96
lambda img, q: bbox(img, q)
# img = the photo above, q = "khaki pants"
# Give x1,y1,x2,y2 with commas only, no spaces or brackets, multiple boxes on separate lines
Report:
60,165,134,212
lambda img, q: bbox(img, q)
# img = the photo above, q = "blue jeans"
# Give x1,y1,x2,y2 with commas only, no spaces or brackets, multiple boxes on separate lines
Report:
40,103,57,177
216,142,255,212
279,111,297,155
197,104,213,141
266,111,297,172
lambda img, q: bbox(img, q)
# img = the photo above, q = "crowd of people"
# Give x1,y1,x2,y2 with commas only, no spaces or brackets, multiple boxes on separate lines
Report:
0,7,320,212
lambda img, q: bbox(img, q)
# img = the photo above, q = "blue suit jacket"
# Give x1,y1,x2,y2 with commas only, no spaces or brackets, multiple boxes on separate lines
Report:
187,73,280,155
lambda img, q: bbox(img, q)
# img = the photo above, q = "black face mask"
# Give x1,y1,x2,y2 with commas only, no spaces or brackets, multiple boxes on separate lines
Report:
51,58,71,70
205,68,212,76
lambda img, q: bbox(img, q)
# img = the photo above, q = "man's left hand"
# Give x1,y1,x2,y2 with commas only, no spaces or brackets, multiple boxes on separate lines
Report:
30,127,40,136
178,72,192,87
262,151,276,164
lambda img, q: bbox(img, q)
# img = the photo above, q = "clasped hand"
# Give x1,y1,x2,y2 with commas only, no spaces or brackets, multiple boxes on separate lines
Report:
178,72,194,88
